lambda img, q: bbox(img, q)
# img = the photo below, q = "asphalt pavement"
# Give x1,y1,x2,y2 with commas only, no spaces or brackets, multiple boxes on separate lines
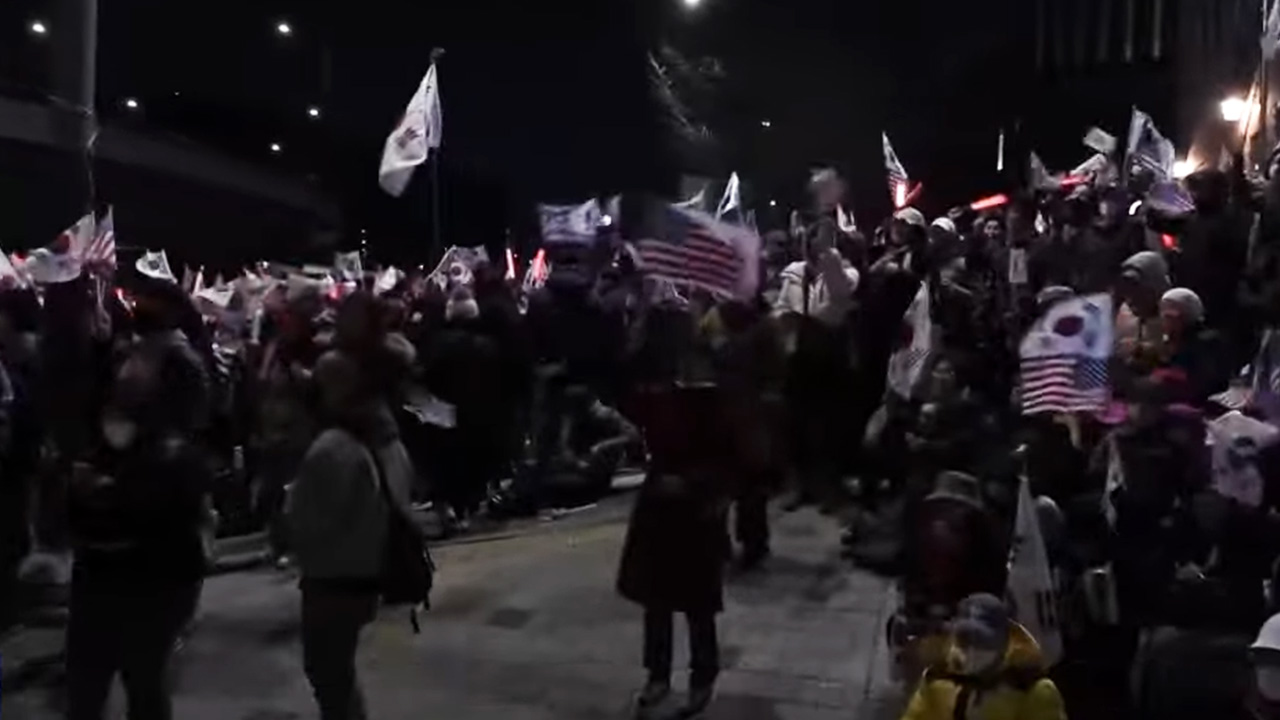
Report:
2,498,904,719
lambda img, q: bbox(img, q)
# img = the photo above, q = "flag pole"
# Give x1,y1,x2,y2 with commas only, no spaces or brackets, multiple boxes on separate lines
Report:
430,47,445,266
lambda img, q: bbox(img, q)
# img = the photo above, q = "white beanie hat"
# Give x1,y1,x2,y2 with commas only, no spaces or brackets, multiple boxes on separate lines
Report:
930,217,957,234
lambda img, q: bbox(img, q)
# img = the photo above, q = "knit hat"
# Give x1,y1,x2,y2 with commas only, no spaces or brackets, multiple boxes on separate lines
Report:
951,593,1011,650
1160,287,1205,326
930,217,957,234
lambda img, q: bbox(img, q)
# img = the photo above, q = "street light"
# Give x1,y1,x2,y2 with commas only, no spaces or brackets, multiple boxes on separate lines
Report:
682,0,702,8
307,106,321,119
769,199,777,207
275,21,293,37
123,98,139,110
1172,158,1197,179
28,20,48,36
760,119,771,128
1221,96,1256,123
270,142,283,154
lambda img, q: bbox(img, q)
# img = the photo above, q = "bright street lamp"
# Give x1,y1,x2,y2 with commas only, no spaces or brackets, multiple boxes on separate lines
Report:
682,0,702,8
768,199,777,207
123,98,139,110
760,119,771,128
1221,96,1255,123
307,106,321,119
275,21,293,37
270,142,283,154
28,20,48,36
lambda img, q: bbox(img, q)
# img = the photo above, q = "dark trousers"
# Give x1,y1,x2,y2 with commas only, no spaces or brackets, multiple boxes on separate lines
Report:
643,608,719,688
733,478,770,557
66,577,201,720
300,582,378,720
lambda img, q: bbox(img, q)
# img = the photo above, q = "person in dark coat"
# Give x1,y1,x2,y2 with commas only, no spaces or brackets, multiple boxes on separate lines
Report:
1159,287,1232,405
617,380,732,716
65,280,212,720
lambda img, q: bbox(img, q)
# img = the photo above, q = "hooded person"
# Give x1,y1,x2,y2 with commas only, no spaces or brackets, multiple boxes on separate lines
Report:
900,593,1067,720
1114,250,1173,381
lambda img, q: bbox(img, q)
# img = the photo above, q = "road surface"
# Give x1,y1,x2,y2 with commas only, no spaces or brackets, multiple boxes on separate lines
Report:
3,500,904,719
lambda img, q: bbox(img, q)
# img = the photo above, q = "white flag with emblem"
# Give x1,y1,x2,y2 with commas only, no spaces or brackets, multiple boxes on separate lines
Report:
379,63,443,197
1008,476,1064,667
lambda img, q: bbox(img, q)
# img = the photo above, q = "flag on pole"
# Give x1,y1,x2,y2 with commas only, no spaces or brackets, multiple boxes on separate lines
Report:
1126,108,1175,180
636,204,759,299
836,204,857,234
85,206,117,270
135,249,177,284
883,132,910,207
1264,0,1280,60
1008,475,1064,667
1019,293,1113,415
538,199,601,245
1145,180,1196,216
1083,126,1118,155
379,63,443,197
886,282,935,399
715,172,741,221
335,251,364,282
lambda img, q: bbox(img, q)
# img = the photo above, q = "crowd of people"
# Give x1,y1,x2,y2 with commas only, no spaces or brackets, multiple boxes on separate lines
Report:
8,138,1280,719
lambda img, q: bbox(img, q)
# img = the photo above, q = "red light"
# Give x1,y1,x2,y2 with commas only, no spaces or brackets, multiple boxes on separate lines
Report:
1161,233,1177,250
970,193,1010,211
1059,175,1088,188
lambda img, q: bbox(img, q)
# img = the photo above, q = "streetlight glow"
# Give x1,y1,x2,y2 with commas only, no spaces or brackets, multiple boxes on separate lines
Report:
276,21,293,36
760,119,771,128
768,199,777,207
307,106,321,119
682,0,702,8
1221,97,1250,123
29,20,48,36
1172,158,1198,179
270,142,283,154
123,98,139,110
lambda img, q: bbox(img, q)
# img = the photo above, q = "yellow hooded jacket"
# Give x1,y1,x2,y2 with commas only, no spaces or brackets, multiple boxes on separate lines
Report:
900,623,1067,720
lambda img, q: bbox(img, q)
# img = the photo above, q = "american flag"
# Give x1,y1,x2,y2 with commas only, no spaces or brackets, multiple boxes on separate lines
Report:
1145,180,1196,216
1020,355,1109,415
85,207,117,269
637,205,743,297
882,132,909,202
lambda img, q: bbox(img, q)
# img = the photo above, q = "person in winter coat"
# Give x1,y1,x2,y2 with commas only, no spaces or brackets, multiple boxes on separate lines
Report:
1113,251,1172,391
617,380,733,717
900,593,1067,720
288,348,416,720
1249,614,1280,719
1159,287,1232,404
774,217,860,510
65,286,212,720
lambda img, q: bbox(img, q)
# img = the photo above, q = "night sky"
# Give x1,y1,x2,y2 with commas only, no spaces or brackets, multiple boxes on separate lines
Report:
1,0,1188,261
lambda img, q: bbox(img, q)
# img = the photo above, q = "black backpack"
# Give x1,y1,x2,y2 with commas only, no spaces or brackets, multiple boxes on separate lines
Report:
366,441,435,632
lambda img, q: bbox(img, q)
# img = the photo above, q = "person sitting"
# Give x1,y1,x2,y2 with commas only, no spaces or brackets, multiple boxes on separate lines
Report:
900,593,1067,720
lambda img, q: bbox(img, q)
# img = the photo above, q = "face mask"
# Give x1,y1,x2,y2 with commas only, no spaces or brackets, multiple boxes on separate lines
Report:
102,419,137,450
1258,666,1280,701
958,648,1002,676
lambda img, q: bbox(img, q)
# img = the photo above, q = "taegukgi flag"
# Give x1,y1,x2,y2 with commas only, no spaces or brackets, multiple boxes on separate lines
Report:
379,63,443,197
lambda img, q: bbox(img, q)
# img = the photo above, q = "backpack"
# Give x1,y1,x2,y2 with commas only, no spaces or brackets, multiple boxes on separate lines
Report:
365,440,435,631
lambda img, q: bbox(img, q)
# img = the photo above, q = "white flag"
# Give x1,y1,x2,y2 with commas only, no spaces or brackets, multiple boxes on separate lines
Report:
379,63,443,197
882,132,910,205
538,199,601,245
1265,0,1280,60
135,249,176,283
1008,476,1064,667
715,172,741,220
335,251,364,282
1083,126,1118,155
836,204,857,234
886,282,934,399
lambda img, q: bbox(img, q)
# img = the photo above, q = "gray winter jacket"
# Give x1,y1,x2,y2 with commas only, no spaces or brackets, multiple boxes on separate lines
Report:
287,412,415,581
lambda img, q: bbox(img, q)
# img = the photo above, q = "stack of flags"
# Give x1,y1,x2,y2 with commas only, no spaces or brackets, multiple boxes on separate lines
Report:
1019,293,1113,415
